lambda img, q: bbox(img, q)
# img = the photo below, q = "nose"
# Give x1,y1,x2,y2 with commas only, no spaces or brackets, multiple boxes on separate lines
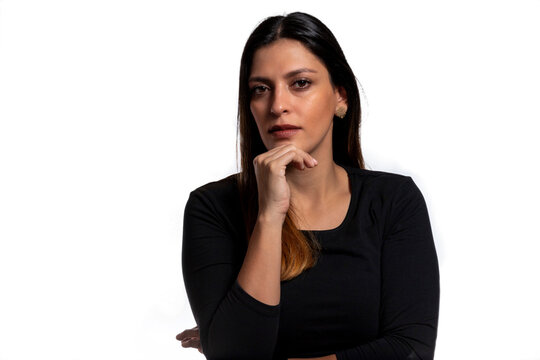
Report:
269,84,289,116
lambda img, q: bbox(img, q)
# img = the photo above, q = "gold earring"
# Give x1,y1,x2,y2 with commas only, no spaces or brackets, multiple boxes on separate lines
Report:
335,106,347,119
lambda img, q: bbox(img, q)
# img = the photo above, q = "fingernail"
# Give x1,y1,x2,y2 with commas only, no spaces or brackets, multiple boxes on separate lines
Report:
313,158,318,165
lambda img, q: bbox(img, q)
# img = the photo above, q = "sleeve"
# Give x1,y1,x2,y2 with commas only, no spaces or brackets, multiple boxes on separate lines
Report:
181,189,281,360
336,176,440,360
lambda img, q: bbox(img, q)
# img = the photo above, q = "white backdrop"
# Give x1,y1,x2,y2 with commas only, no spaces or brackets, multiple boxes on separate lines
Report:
1,1,539,359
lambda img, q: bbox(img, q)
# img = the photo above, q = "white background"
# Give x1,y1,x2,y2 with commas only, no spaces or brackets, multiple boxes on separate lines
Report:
1,1,539,359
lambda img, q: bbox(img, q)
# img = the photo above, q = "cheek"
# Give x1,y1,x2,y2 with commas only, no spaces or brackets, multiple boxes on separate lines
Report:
249,102,266,132
303,91,336,121
250,100,264,120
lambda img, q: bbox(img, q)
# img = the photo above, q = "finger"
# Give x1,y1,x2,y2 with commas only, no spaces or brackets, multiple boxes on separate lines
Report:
270,146,317,168
274,150,313,171
286,153,308,170
180,335,199,341
181,338,201,348
271,150,304,170
176,329,199,340
263,144,309,164
255,144,314,167
297,150,317,167
262,150,302,175
253,144,293,165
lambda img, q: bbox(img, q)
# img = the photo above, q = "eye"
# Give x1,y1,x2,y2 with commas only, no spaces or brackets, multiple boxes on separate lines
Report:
250,85,269,95
293,79,311,89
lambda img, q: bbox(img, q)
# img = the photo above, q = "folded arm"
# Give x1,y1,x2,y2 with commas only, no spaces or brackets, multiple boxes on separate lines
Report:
336,177,440,360
182,189,281,360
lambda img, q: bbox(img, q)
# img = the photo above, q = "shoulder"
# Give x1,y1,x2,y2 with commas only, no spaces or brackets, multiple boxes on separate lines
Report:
344,166,427,215
184,173,242,219
189,173,240,200
344,167,430,238
344,166,415,194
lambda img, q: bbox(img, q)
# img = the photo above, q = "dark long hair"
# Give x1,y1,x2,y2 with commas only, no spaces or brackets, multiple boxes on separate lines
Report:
236,12,365,281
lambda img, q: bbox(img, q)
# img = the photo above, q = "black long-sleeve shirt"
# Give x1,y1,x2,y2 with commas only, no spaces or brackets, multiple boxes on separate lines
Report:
182,165,440,360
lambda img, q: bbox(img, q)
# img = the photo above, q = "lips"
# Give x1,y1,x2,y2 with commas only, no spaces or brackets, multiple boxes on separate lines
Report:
269,124,301,133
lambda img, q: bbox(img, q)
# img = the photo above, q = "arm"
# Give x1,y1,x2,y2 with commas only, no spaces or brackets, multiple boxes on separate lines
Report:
182,189,281,360
336,177,440,360
182,146,317,359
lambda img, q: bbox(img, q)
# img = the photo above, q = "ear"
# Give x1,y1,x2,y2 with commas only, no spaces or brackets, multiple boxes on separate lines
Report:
334,86,348,119
335,85,348,105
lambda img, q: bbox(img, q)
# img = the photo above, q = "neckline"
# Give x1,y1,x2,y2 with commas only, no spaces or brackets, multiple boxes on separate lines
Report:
298,164,356,234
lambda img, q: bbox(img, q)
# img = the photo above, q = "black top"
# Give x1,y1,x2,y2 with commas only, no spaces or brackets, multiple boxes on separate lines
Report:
182,165,440,360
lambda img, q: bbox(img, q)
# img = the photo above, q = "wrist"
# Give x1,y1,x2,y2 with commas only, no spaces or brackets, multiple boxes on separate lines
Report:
257,211,286,226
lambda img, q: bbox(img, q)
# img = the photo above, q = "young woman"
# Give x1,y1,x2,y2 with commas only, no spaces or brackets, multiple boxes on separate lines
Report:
177,12,439,360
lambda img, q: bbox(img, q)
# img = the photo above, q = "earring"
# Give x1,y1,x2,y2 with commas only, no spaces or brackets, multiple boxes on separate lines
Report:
335,106,347,119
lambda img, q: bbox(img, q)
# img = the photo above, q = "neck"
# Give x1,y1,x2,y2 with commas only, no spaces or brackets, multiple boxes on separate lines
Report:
285,149,343,208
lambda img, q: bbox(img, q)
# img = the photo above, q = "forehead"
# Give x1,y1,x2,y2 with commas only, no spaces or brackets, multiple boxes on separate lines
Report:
250,38,328,77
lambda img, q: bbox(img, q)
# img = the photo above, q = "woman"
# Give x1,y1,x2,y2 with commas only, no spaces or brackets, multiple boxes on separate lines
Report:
177,12,439,360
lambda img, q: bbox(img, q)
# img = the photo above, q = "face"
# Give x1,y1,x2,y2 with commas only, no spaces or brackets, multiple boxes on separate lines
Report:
248,38,347,154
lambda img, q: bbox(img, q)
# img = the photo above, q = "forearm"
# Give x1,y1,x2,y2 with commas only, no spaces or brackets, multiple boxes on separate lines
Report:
182,191,282,359
236,215,283,305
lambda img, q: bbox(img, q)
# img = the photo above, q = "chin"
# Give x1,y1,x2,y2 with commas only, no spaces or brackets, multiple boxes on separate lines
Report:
267,138,301,150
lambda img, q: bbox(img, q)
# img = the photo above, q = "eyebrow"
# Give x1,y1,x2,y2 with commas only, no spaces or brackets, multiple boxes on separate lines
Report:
248,68,318,83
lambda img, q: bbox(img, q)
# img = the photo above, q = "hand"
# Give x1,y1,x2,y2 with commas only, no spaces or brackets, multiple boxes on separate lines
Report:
253,144,317,223
176,325,203,354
